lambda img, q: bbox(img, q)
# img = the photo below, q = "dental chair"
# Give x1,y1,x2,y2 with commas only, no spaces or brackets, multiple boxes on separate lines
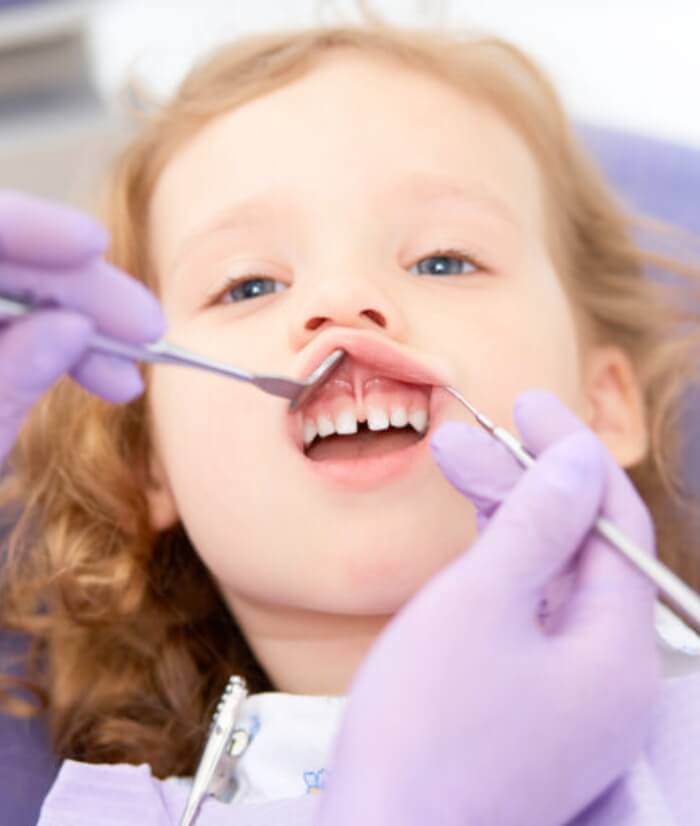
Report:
1,125,699,825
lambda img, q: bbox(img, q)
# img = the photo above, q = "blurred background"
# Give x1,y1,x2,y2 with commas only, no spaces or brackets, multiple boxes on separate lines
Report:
0,0,698,209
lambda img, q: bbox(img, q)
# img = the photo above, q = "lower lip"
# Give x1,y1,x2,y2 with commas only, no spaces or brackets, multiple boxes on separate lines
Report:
294,387,451,490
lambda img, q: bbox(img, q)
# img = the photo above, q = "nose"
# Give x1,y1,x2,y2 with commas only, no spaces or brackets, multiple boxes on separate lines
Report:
288,273,407,350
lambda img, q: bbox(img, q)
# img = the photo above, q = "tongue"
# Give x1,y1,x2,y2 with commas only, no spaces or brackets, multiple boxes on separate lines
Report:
306,427,422,461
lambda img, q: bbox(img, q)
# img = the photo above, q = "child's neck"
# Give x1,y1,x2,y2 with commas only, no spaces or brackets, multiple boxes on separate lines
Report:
227,595,392,694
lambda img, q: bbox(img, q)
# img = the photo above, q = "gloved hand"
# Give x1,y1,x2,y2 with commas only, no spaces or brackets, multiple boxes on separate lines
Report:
315,390,659,826
0,190,165,465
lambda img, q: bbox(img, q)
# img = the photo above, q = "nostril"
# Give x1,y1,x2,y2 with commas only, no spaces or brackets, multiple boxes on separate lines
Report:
361,309,386,326
304,317,328,332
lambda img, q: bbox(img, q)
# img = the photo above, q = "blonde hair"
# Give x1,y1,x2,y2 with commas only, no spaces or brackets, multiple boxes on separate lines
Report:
1,21,699,778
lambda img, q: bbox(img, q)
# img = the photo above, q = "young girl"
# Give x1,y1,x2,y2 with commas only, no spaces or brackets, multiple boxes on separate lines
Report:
2,18,700,826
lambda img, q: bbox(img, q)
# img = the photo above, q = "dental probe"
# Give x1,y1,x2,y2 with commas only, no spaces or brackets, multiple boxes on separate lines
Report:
0,291,343,410
444,385,700,636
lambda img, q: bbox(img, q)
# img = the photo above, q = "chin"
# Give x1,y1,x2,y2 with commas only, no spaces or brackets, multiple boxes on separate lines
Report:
326,559,435,615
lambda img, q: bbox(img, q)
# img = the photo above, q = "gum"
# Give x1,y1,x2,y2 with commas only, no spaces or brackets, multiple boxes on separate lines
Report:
302,376,431,425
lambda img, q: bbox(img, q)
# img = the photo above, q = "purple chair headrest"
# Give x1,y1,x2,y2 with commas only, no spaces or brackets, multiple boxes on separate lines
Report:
579,124,700,235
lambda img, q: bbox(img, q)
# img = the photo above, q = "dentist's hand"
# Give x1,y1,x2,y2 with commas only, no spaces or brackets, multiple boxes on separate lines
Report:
0,191,165,465
315,390,659,826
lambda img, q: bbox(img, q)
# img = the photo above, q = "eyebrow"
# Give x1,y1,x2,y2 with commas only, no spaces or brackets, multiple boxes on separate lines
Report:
169,197,282,272
388,174,520,229
169,174,519,271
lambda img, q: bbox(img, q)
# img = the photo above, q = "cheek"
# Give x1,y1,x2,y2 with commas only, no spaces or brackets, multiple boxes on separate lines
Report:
495,302,582,402
438,270,586,427
147,366,282,524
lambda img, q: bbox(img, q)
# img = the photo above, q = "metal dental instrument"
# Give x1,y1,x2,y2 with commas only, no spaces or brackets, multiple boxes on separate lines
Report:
445,385,700,637
0,292,343,411
179,675,250,826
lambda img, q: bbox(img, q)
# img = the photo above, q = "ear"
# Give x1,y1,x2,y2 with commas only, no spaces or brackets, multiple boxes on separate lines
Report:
581,345,648,467
142,448,179,531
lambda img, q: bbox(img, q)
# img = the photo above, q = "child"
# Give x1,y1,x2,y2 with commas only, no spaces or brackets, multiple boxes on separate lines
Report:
2,18,700,826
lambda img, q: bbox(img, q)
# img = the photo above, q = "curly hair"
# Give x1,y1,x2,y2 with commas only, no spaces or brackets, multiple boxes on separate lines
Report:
1,20,699,779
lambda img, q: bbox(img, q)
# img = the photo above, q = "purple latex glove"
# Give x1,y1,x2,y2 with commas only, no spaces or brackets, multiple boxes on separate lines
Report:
315,390,659,826
0,190,165,464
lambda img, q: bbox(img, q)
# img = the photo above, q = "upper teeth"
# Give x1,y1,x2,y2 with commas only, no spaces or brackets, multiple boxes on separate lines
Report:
303,404,429,447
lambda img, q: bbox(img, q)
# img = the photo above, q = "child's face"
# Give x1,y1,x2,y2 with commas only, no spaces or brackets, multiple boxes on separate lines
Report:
145,54,644,689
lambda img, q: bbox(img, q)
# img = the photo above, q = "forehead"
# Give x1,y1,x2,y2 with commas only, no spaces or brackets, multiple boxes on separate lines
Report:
150,53,547,275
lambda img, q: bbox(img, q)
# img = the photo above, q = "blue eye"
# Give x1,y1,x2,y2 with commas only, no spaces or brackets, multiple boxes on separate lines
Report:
220,277,287,304
409,250,481,276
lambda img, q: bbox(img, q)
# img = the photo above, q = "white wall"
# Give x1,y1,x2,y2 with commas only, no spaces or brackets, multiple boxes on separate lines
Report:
88,0,700,148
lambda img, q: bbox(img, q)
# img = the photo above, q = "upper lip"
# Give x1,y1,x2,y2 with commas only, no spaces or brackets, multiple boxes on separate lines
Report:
293,329,454,411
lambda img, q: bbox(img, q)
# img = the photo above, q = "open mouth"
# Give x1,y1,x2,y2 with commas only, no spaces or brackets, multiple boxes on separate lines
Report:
286,335,452,486
305,420,427,461
300,373,432,463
